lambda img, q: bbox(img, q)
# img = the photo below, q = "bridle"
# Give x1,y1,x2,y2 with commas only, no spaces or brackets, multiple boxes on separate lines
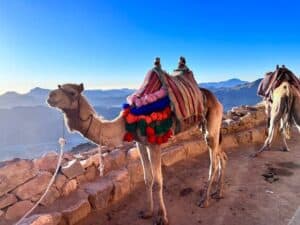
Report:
59,86,94,137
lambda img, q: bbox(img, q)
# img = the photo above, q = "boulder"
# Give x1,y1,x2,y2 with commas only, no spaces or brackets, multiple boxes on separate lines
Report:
162,145,187,167
19,212,62,225
103,149,126,174
0,159,38,196
31,187,60,207
109,169,130,202
0,193,17,210
83,178,114,210
185,141,207,158
5,200,34,220
127,161,144,189
61,160,84,179
62,199,91,225
54,174,67,191
33,152,59,173
85,165,97,181
62,179,77,197
14,172,52,200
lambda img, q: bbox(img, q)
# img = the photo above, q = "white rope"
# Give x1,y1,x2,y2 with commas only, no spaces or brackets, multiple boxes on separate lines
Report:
15,138,65,225
98,145,104,176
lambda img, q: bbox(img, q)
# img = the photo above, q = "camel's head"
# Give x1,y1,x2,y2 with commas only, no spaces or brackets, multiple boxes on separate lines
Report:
47,83,84,110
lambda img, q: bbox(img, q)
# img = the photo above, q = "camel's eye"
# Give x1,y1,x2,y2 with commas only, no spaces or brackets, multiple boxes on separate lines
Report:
70,92,76,96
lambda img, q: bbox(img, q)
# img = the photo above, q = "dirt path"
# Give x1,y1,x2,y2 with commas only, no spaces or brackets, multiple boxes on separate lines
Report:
77,136,300,225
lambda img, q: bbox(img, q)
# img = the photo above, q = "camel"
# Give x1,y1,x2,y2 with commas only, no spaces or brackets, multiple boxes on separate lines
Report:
47,69,226,225
253,66,300,157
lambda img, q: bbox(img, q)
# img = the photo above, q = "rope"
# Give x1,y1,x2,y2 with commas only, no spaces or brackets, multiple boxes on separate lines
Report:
98,145,104,176
15,137,65,225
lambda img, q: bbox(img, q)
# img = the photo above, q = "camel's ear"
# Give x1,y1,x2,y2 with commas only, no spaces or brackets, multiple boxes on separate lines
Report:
79,83,84,93
58,84,61,89
282,64,286,68
276,64,279,70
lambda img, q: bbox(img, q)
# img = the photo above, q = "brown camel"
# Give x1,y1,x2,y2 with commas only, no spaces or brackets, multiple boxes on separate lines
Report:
253,80,300,156
47,81,226,225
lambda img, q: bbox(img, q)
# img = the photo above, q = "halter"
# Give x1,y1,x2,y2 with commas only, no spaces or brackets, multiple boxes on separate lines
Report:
59,86,94,137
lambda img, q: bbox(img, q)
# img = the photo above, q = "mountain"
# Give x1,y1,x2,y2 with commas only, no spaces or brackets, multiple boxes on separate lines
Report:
200,78,247,90
212,79,262,111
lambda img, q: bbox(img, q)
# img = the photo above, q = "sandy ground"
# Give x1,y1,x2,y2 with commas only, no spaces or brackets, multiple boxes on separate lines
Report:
76,135,300,225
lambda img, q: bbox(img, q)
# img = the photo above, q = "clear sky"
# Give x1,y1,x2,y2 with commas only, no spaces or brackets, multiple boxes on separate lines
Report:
0,0,299,94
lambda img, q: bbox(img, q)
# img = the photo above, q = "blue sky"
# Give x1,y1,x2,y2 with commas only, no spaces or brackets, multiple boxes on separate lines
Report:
0,0,299,94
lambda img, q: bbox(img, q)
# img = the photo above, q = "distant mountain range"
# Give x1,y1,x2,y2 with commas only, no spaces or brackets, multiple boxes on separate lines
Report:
200,78,247,90
0,78,262,161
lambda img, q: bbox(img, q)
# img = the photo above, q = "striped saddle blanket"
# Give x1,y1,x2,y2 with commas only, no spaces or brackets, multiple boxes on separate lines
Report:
128,67,204,133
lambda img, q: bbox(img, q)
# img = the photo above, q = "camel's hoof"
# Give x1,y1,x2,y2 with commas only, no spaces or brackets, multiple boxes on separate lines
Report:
250,152,259,158
197,198,209,208
153,216,169,225
281,147,290,152
139,210,153,219
211,191,224,200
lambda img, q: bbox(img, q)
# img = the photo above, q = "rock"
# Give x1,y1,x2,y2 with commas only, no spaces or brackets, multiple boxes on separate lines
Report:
42,187,60,206
33,152,59,173
19,212,62,225
0,193,17,209
62,179,77,197
79,158,93,169
126,147,140,161
185,141,207,158
236,130,252,144
14,172,52,200
83,178,114,210
251,127,267,143
0,209,4,217
0,159,38,196
89,153,101,167
54,174,67,191
103,149,126,174
61,160,84,179
85,165,97,181
127,161,144,188
76,175,87,185
62,199,91,225
109,169,130,202
5,200,34,220
162,145,187,167
222,135,239,149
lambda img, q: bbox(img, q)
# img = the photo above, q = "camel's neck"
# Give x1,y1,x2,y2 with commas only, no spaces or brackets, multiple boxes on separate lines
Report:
63,96,126,148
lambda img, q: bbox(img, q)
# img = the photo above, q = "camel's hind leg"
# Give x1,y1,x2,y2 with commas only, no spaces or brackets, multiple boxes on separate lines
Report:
148,145,168,225
137,143,154,219
199,105,223,207
214,151,228,199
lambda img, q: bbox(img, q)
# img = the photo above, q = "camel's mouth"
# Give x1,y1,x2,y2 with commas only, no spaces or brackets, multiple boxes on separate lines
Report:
47,98,59,107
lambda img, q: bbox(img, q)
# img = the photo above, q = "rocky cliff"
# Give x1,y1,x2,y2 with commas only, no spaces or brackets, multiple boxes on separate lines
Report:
0,104,267,225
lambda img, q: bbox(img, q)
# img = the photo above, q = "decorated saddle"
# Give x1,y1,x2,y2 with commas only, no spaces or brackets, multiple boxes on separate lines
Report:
258,65,300,101
122,57,204,145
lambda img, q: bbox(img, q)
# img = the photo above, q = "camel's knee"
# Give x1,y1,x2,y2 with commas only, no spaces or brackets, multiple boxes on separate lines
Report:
205,135,216,149
152,181,162,193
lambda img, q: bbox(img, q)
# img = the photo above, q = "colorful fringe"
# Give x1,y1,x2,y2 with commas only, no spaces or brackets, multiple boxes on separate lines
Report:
122,99,173,145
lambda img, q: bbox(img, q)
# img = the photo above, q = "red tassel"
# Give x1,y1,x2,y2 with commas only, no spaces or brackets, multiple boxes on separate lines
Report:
156,136,163,144
123,132,134,142
148,135,156,144
146,126,155,136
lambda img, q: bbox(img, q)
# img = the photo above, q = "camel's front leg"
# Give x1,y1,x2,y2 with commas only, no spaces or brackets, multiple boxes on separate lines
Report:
137,143,154,219
149,145,168,225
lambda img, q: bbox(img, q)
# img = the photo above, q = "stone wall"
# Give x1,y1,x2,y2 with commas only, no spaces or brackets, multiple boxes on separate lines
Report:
0,104,267,225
